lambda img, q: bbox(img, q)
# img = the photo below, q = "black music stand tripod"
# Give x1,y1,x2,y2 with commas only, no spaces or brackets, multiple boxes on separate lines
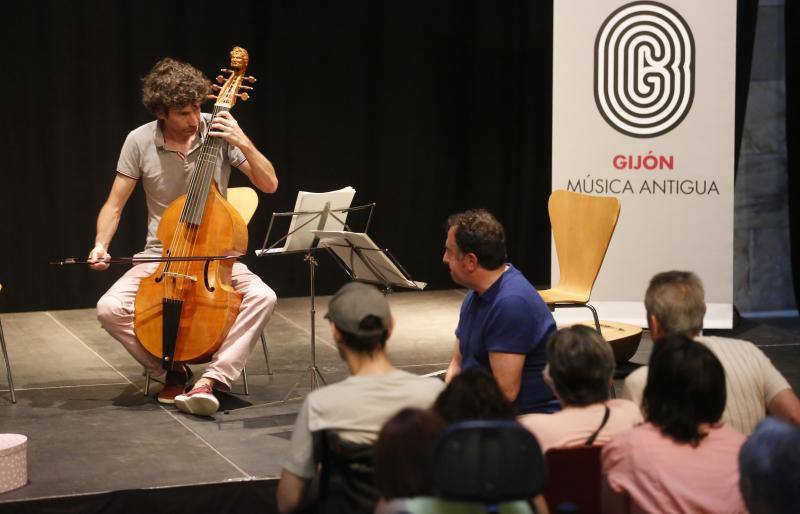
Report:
256,202,375,391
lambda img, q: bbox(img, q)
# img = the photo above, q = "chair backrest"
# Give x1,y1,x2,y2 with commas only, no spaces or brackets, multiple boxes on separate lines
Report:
314,430,380,514
431,420,546,503
226,187,259,225
549,189,620,301
543,444,603,514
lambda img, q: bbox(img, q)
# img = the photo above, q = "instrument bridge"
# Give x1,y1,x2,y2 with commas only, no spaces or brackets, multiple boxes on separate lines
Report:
162,272,197,282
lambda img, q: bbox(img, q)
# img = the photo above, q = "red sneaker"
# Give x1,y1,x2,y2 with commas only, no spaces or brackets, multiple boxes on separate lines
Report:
174,383,219,416
156,365,193,405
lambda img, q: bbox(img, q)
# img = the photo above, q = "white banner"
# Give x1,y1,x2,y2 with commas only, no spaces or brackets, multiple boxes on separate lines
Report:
552,0,736,328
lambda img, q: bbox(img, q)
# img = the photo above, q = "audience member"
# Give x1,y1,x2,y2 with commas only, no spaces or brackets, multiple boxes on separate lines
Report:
602,335,747,514
433,368,548,514
432,369,550,514
276,282,444,514
374,408,446,501
520,326,642,452
623,270,800,435
442,209,559,414
434,367,517,423
739,417,800,514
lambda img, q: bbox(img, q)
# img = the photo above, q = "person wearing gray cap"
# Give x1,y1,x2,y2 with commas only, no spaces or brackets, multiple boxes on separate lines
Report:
276,282,445,514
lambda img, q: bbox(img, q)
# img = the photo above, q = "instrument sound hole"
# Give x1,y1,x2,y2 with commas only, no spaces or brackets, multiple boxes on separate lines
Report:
203,260,215,292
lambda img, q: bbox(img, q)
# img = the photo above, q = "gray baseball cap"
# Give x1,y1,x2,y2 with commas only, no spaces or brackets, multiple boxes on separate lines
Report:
324,282,391,337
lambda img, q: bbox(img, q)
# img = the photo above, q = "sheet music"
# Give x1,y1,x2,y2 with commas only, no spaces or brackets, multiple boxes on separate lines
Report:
313,230,426,290
265,187,356,253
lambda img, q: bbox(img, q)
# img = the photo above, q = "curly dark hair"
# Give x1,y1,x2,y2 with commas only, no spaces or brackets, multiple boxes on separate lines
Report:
445,209,507,270
141,58,210,116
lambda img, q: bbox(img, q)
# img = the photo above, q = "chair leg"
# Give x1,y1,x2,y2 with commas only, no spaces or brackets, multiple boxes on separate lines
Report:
144,371,151,396
261,332,273,376
0,317,16,404
585,303,602,334
238,331,271,395
242,365,250,395
580,305,616,399
552,303,609,399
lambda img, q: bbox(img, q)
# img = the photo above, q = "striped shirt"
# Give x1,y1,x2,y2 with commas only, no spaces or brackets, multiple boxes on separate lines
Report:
622,335,790,435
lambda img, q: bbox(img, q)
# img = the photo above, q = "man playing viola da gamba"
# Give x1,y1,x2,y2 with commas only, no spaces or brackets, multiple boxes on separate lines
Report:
89,51,277,416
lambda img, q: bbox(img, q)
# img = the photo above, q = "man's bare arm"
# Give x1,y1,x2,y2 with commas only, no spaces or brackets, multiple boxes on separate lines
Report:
237,150,278,194
488,352,525,402
768,388,800,427
276,469,312,514
210,110,278,193
444,340,462,384
88,174,137,271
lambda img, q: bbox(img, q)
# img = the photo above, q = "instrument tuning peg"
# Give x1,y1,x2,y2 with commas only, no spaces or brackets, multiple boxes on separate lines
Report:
206,94,218,100
239,85,253,91
220,68,233,74
236,92,250,101
211,84,222,91
215,75,226,83
244,76,257,84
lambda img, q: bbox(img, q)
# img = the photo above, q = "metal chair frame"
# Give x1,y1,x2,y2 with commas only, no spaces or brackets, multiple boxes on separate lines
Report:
0,315,16,404
0,284,16,404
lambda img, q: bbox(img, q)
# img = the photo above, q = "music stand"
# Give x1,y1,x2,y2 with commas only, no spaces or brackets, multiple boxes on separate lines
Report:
255,188,373,390
312,230,426,292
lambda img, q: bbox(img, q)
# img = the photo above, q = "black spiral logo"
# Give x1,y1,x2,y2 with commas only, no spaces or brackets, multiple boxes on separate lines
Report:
594,1,694,138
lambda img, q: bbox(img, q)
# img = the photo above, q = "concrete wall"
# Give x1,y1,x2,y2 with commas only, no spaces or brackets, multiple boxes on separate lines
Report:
734,0,797,313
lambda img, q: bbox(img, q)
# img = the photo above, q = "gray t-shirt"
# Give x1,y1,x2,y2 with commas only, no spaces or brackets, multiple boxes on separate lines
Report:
116,114,247,253
284,370,445,478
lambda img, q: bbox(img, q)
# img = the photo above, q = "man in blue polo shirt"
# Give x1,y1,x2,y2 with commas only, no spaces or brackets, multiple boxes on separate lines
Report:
443,209,559,414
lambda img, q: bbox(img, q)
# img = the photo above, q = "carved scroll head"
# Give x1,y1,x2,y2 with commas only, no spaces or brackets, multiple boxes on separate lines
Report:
230,47,249,70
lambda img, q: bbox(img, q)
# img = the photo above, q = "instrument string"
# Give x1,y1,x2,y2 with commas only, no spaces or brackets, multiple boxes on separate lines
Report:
175,103,227,301
171,109,210,299
164,72,240,305
167,113,206,302
167,105,219,301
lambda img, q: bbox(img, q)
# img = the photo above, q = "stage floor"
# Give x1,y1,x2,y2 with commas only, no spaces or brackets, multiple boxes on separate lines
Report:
0,289,798,509
0,290,465,506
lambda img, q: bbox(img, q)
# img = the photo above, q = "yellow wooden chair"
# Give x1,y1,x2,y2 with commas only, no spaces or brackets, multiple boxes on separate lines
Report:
538,190,621,332
144,187,273,397
0,284,17,403
226,186,260,229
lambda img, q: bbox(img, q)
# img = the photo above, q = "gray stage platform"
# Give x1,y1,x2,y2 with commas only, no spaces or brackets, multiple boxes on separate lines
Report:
0,289,798,510
0,290,465,506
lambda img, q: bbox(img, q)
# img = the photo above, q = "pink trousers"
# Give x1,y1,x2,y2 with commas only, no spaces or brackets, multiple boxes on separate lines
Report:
97,261,277,389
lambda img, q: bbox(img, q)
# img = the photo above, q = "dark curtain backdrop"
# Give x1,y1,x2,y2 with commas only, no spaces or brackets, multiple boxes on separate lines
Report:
1,1,757,313
788,0,800,311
